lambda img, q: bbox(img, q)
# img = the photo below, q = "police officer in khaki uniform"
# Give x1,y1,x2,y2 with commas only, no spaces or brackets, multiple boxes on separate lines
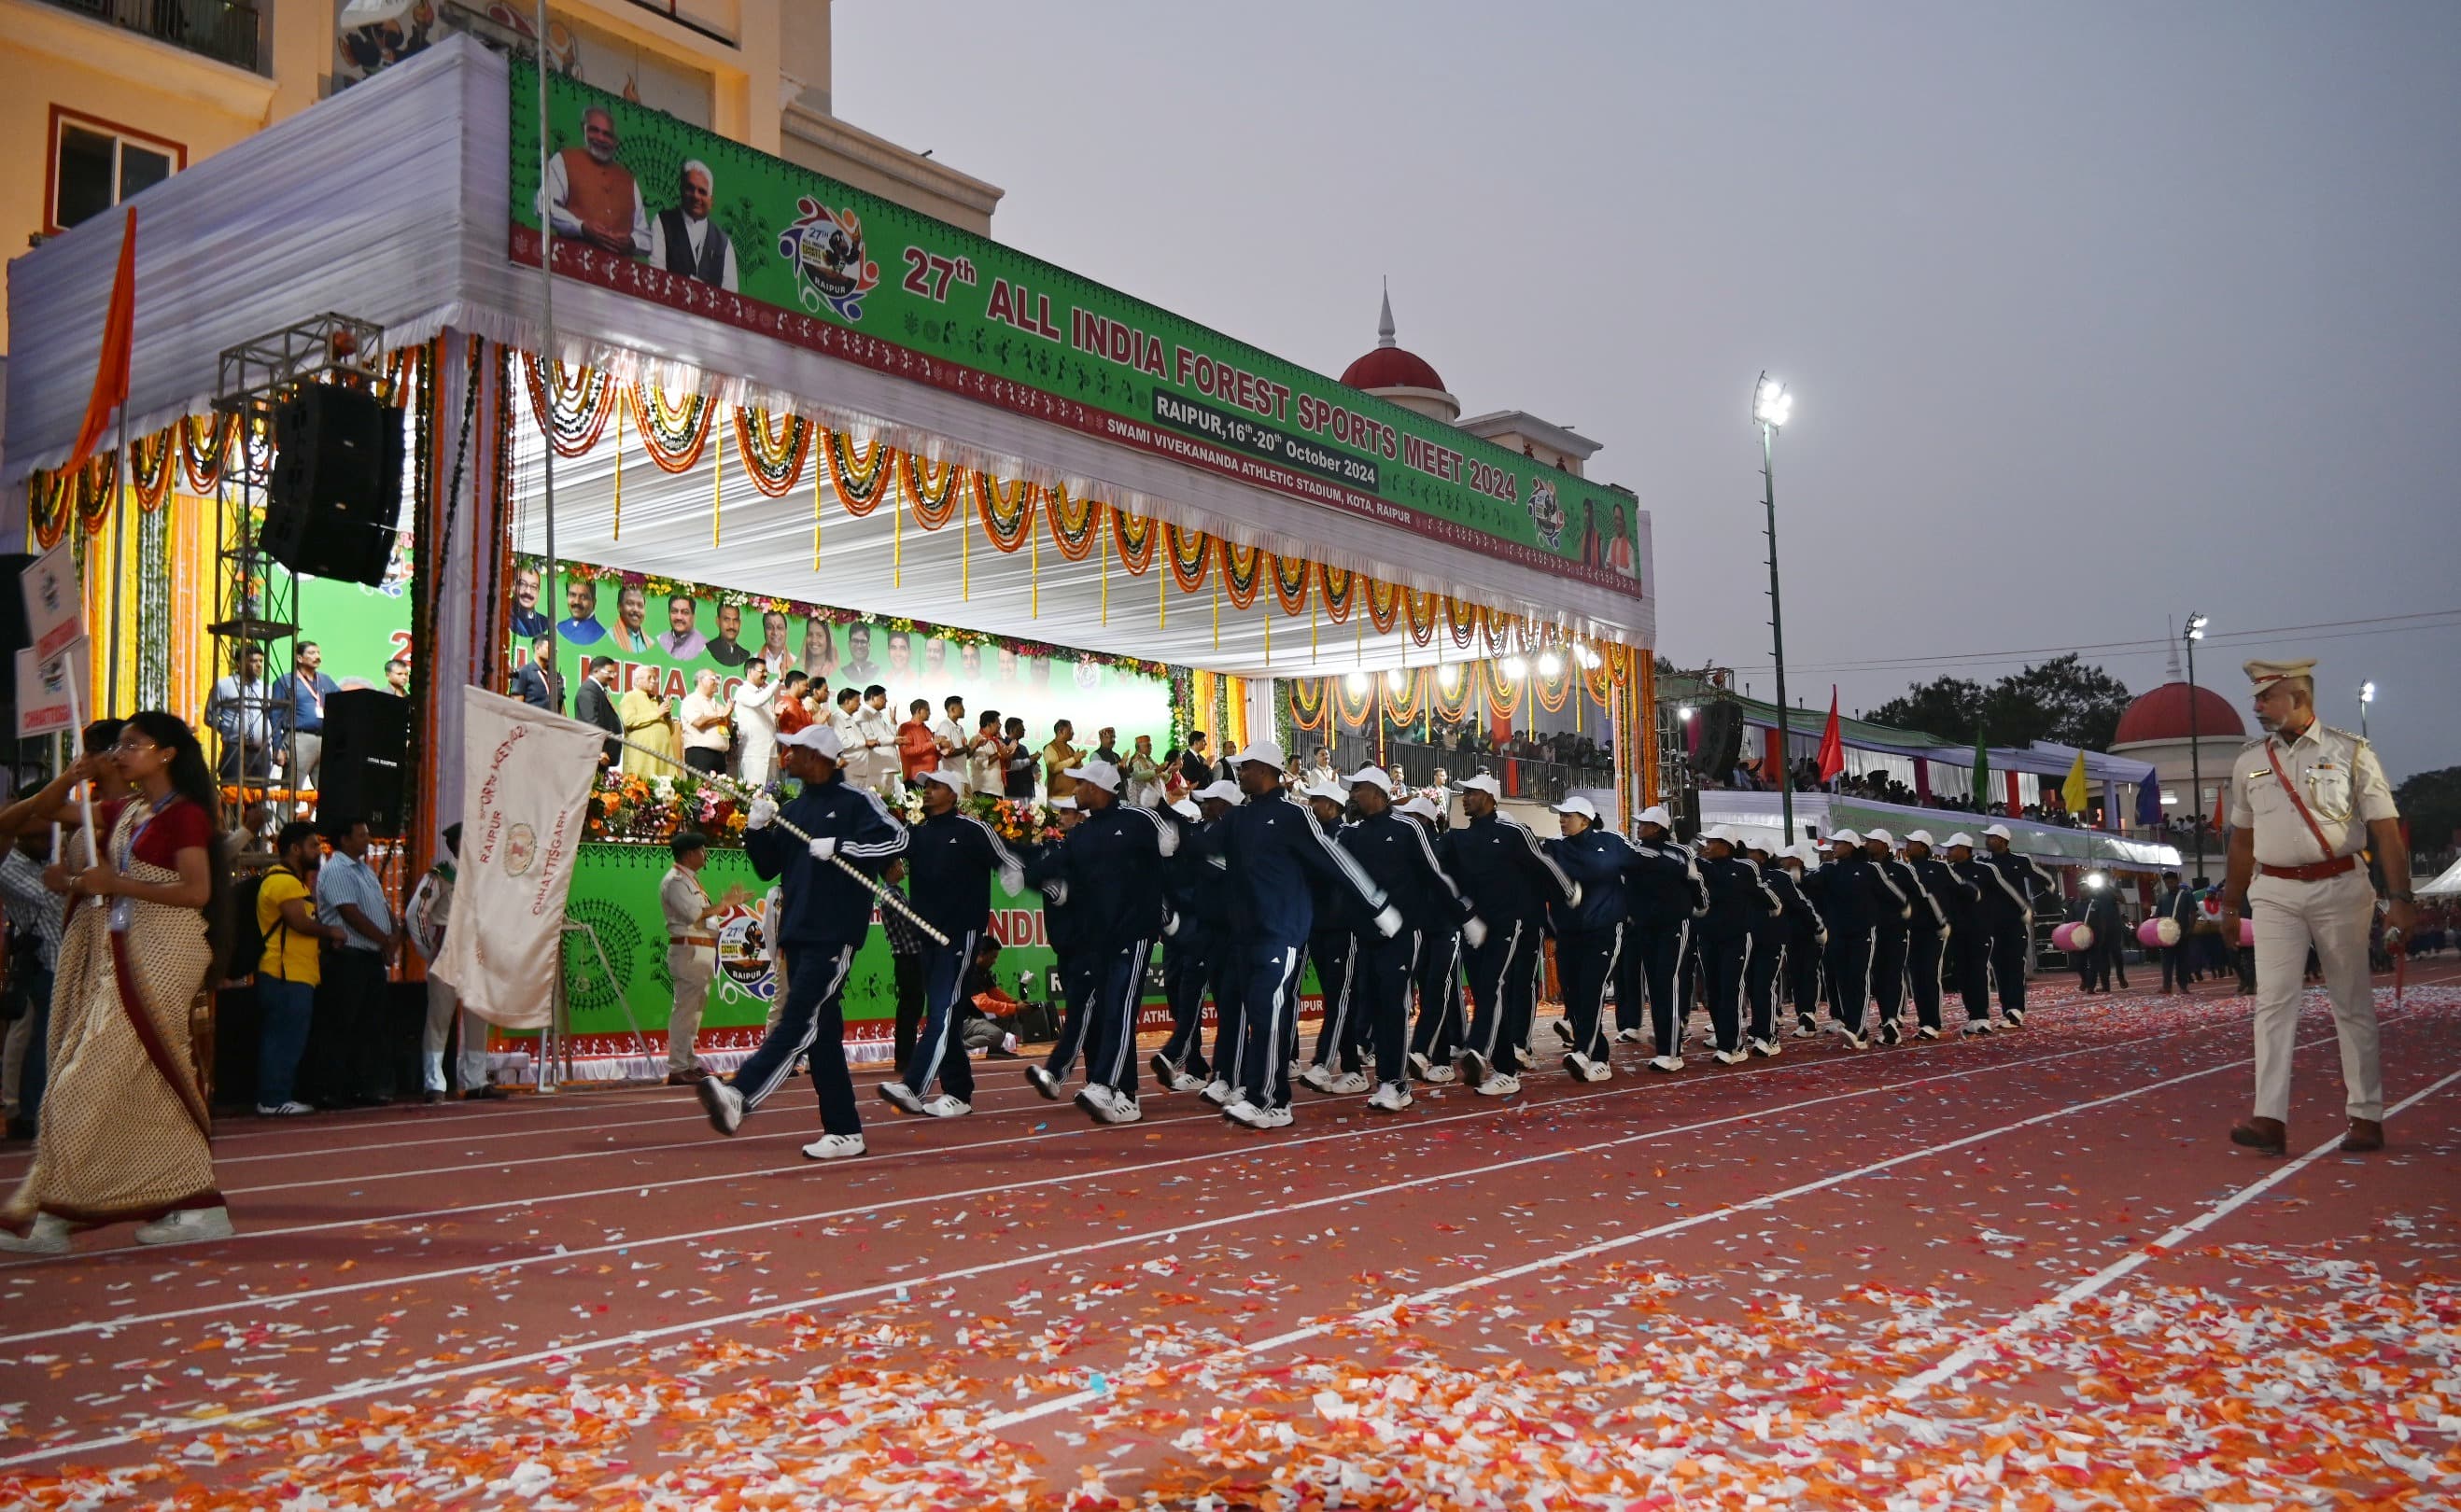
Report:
2220,658,2413,1156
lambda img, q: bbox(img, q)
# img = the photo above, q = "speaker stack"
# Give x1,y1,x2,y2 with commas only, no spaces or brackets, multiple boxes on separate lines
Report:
1688,699,1746,779
263,384,403,586
317,688,412,834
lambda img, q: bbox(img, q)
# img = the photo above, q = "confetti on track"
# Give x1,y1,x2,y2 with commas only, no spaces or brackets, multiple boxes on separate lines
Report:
2,971,2455,1508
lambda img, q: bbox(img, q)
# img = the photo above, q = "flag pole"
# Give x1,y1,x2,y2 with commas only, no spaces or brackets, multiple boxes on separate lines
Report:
533,0,560,710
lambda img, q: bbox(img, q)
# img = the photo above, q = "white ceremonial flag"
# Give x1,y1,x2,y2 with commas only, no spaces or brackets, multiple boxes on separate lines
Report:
436,687,604,1029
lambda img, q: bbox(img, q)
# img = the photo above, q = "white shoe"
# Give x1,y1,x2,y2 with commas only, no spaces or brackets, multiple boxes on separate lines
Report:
1751,1037,1782,1058
1838,1032,1868,1051
1228,1102,1292,1129
2003,1008,2026,1028
0,1213,71,1254
697,1077,746,1135
1367,1081,1413,1113
1713,1047,1749,1066
921,1095,972,1117
1299,1063,1335,1092
1326,1071,1371,1096
1166,1071,1206,1093
1649,1055,1685,1073
1563,1053,1611,1083
1456,1049,1491,1087
1076,1085,1144,1125
1421,1062,1456,1085
134,1206,234,1245
1916,1025,1942,1042
1473,1072,1521,1098
254,1100,315,1117
1552,1020,1576,1045
1221,1098,1260,1123
1615,1028,1643,1044
1791,1017,1819,1039
1200,1078,1235,1106
1025,1066,1063,1099
1965,1020,1997,1037
878,1081,927,1116
801,1133,867,1160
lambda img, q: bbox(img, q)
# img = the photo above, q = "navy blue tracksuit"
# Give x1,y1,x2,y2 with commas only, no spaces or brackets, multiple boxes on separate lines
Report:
1050,801,1174,1099
1905,855,1974,1031
1442,812,1575,1076
1771,865,1825,1027
1340,809,1470,1085
1304,812,1367,1076
1023,838,1095,1082
739,775,909,1136
1622,838,1707,1057
1156,811,1224,1083
1545,830,1637,1062
1745,859,1801,1043
1803,851,1888,1038
897,808,1021,1103
1219,787,1388,1110
1865,854,1919,1031
1698,853,1781,1054
1973,847,2053,1018
1946,858,1994,1022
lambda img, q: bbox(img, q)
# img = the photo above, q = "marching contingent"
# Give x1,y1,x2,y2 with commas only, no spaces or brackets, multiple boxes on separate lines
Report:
687,726,2062,1162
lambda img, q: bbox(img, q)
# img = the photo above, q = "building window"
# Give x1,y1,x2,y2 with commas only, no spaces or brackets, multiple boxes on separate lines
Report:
49,109,183,233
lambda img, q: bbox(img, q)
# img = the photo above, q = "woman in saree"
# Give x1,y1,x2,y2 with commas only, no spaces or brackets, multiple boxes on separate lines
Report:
1,711,231,1253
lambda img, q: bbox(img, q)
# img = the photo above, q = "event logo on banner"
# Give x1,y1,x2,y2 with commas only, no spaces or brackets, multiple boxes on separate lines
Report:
22,539,82,664
438,688,607,1029
505,62,1645,598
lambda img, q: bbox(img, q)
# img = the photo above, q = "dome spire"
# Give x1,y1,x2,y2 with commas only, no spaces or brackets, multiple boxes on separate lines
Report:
1376,276,1396,349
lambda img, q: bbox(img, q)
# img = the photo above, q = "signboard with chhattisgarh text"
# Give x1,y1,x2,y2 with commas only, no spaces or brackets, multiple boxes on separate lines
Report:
507,61,1645,596
15,637,91,740
21,539,83,664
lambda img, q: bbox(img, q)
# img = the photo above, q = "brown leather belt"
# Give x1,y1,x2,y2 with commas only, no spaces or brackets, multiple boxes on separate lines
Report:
669,933,716,947
2257,855,2357,883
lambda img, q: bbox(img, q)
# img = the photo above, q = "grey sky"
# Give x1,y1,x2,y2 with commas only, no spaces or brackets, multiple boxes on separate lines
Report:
836,2,2461,783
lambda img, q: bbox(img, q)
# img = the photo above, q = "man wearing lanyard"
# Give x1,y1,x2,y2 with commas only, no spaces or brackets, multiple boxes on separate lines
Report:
284,642,340,789
2221,658,2412,1156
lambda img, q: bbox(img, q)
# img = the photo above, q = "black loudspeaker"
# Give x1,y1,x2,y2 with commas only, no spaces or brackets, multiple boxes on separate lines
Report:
264,385,403,586
317,688,412,834
1690,700,1746,777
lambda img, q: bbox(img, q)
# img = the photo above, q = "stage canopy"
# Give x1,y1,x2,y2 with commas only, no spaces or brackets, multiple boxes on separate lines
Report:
6,36,1652,679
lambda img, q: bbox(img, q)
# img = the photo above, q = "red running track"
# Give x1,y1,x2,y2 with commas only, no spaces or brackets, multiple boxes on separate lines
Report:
0,967,2455,1508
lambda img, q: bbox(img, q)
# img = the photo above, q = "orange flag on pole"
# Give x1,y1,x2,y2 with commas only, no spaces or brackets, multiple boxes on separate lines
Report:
1815,687,1845,783
64,207,137,474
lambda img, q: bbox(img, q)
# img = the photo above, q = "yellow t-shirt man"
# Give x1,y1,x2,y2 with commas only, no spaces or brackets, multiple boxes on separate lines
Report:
257,866,322,986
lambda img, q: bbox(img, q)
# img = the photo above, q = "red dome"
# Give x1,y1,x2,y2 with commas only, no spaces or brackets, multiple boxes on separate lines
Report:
2113,681,2245,745
1341,345,1447,394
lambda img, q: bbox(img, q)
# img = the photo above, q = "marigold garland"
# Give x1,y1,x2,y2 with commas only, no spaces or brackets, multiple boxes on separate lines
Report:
973,473,1035,551
1272,553,1313,616
1331,671,1375,731
521,356,619,457
1404,588,1441,648
1319,564,1356,623
1431,663,1474,724
129,428,178,513
1218,540,1263,609
1532,654,1572,715
1165,523,1212,594
1381,667,1426,726
823,429,895,515
731,409,812,497
75,453,118,539
1483,658,1525,720
1287,675,1330,732
1044,485,1101,562
898,452,965,530
629,381,713,473
1365,578,1403,636
1110,509,1157,575
179,413,239,494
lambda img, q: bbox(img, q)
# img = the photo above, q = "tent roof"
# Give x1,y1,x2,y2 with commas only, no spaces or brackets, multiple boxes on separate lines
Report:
5,38,1652,658
2420,854,2461,898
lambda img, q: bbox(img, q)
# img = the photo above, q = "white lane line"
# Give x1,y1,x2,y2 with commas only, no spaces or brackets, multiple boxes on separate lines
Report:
979,1013,2428,1430
1891,1063,2461,1399
0,1021,2302,1459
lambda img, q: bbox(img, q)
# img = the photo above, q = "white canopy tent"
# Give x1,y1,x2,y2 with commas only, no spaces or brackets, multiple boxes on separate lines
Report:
2419,855,2461,898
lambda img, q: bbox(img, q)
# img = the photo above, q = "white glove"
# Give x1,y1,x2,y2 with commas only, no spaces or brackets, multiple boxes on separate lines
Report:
1816,930,1830,948
1161,907,1181,939
998,865,1024,896
746,795,779,830
1566,882,1583,909
1461,916,1489,949
808,836,837,861
1372,904,1403,939
1043,878,1071,906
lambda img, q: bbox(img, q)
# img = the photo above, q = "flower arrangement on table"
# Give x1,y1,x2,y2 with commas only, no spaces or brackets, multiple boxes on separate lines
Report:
893,787,1066,847
585,771,753,844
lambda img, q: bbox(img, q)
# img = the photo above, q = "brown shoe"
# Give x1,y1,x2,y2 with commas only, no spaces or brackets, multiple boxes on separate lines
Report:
2339,1118,2384,1154
2229,1116,2287,1155
667,1068,711,1086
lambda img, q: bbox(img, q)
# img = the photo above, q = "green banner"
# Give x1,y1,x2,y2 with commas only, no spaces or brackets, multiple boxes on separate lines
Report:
507,61,1644,597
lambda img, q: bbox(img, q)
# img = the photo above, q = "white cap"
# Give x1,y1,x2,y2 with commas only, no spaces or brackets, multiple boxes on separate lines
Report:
779,724,844,761
1983,823,2013,840
1048,795,1078,811
1231,738,1287,769
1636,805,1673,829
1399,794,1441,820
1169,798,1201,821
1699,824,1737,847
1343,765,1397,796
1744,834,1776,855
1302,777,1347,805
1786,841,1820,864
1944,832,1978,849
917,767,966,791
1456,773,1503,798
1063,760,1122,793
1193,779,1243,805
1905,829,1935,847
1863,828,1895,846
1553,795,1598,820
1827,828,1863,847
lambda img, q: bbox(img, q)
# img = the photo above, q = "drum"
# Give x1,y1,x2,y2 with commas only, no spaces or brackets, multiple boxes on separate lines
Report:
2052,921,2094,954
2138,917,2181,948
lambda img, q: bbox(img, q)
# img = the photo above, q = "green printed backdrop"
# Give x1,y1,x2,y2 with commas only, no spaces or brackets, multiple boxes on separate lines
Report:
507,62,1644,590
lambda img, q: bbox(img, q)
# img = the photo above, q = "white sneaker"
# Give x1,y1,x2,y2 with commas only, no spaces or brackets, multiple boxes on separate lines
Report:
1076,1085,1143,1125
1563,1053,1611,1083
697,1077,746,1135
1326,1071,1371,1096
801,1133,867,1160
1916,1025,1942,1042
1421,1062,1456,1085
1166,1071,1206,1093
1221,1098,1261,1123
1200,1078,1236,1106
1367,1081,1413,1113
1838,1032,1868,1051
1751,1037,1782,1058
1025,1066,1063,1099
1713,1047,1749,1066
921,1095,972,1117
1456,1049,1491,1087
1228,1102,1292,1129
134,1206,234,1245
254,1100,315,1117
1615,1027,1643,1044
1553,1020,1576,1045
1473,1072,1521,1098
1299,1063,1335,1092
878,1081,927,1116
2004,1008,2027,1028
1965,1020,1997,1037
1649,1055,1686,1073
1791,1017,1819,1039
0,1213,71,1254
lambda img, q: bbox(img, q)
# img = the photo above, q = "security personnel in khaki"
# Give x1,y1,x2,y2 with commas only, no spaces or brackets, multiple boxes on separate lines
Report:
2220,658,2413,1156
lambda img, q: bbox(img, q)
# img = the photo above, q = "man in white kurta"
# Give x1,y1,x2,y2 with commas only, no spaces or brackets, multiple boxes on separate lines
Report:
2220,657,2414,1157
854,687,901,799
732,660,780,788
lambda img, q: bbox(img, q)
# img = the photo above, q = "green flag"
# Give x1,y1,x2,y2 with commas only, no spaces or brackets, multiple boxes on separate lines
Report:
1972,731,1991,814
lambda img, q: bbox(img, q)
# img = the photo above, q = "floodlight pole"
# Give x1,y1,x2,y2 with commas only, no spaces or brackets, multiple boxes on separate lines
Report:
1757,374,1794,845
2184,614,2204,885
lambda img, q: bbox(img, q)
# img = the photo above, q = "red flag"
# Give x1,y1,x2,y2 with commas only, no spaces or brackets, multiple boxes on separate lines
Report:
65,207,137,474
1816,687,1845,783
2210,777,2227,833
